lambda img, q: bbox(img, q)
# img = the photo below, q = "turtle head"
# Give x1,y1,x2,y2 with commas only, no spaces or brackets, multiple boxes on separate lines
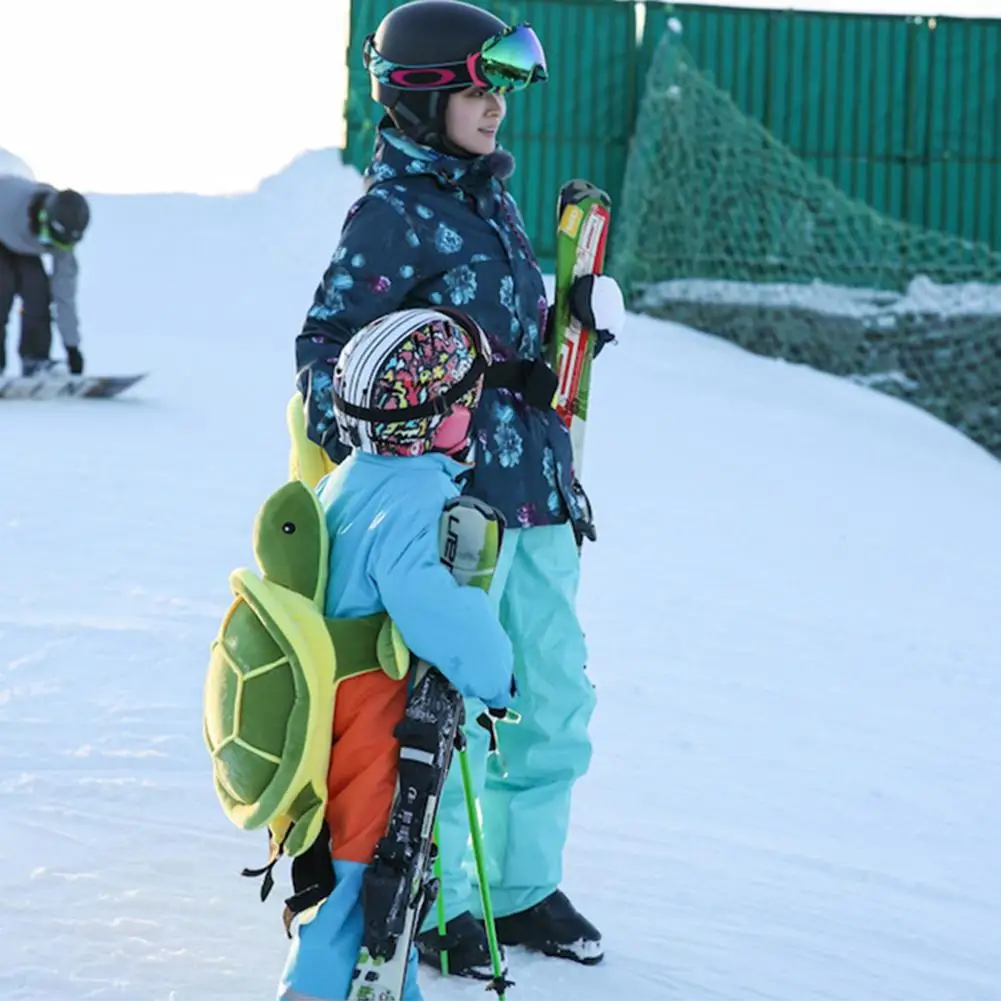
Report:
252,481,328,604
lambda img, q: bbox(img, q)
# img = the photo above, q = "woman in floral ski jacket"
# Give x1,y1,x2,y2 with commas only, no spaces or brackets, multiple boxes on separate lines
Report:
294,0,625,985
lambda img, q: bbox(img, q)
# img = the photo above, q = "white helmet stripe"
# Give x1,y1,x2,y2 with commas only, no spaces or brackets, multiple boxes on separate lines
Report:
350,311,419,451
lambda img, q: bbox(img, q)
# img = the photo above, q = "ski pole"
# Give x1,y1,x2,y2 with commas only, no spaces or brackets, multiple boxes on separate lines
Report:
432,818,450,976
458,741,513,999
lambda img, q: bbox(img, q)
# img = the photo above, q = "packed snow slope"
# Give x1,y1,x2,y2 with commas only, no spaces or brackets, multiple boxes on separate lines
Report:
1,149,1000,1001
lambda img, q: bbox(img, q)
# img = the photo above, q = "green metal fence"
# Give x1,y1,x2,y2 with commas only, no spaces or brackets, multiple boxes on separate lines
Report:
650,5,1001,253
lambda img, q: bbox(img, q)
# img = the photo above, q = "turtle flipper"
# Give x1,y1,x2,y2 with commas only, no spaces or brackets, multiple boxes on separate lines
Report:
323,612,410,684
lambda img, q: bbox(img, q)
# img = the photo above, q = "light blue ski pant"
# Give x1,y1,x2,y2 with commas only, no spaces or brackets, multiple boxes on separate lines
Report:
422,521,596,927
277,860,422,1001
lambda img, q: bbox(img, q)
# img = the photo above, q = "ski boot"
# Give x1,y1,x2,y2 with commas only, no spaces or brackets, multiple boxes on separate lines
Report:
494,889,603,964
417,910,508,981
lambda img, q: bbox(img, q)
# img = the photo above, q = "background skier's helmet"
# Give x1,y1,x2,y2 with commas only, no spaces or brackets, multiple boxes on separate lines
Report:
332,307,492,458
364,0,548,142
39,189,90,249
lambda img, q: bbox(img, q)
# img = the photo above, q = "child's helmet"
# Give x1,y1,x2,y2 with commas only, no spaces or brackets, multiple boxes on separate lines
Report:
332,307,491,458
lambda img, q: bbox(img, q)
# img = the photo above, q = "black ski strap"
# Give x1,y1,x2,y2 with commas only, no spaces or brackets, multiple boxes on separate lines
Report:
241,822,338,937
240,825,291,903
282,822,337,937
484,358,558,411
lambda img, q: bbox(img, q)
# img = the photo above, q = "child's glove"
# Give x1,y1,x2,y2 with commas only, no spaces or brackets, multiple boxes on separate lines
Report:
478,675,519,751
569,274,626,354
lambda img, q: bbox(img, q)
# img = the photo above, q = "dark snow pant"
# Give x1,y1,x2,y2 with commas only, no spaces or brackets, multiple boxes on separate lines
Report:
0,241,52,373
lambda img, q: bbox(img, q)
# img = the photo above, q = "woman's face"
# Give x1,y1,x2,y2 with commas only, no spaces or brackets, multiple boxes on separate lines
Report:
444,87,507,156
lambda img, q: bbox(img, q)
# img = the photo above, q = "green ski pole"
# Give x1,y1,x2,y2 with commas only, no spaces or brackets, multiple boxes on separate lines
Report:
458,738,513,999
432,818,450,976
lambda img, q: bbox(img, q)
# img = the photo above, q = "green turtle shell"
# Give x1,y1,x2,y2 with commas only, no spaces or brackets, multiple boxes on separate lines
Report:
204,577,325,837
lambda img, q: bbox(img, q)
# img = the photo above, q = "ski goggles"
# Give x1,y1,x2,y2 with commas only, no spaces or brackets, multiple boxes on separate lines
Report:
364,23,548,94
38,210,79,251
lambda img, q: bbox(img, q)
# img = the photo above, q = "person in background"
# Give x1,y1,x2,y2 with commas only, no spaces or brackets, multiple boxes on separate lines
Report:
0,174,90,377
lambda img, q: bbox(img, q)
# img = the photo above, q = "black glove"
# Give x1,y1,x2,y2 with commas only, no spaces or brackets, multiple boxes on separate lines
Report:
67,346,84,375
570,476,597,548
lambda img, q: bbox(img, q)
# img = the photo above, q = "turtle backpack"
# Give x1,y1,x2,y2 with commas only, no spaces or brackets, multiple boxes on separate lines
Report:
202,478,506,993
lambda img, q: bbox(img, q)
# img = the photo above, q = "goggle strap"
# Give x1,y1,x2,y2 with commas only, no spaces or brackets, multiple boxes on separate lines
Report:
466,52,489,90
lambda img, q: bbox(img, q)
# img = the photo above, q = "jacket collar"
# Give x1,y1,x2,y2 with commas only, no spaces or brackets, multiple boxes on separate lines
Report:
364,126,515,194
354,448,472,482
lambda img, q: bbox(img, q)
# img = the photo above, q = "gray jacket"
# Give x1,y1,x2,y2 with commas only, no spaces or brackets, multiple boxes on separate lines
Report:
0,174,81,348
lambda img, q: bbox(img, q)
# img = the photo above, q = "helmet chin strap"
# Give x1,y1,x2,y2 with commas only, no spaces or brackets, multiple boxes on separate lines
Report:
391,92,477,159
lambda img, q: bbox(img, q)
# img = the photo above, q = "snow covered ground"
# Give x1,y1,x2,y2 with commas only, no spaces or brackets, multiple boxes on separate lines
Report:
2,150,1000,1001
637,274,1001,319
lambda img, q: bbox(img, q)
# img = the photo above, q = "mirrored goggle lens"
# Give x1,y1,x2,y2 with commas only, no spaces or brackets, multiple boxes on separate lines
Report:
475,24,548,92
50,222,80,245
40,222,75,251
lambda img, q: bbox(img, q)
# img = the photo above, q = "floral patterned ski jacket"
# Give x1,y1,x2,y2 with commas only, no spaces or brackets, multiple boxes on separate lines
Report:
296,126,585,533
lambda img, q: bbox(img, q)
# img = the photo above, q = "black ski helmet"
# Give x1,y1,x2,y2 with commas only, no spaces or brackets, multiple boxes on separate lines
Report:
41,188,90,246
366,0,510,145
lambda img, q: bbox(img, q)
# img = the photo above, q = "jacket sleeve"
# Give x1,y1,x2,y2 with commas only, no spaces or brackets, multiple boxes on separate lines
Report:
49,250,80,349
296,194,430,463
368,494,514,709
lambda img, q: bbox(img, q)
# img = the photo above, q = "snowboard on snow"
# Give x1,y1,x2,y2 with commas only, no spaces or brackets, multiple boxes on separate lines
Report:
0,373,147,400
547,178,613,479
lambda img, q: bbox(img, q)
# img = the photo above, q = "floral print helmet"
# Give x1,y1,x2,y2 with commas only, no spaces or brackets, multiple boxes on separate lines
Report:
332,307,491,457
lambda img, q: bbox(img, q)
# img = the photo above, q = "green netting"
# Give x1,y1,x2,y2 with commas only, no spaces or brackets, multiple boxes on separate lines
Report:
612,26,1001,459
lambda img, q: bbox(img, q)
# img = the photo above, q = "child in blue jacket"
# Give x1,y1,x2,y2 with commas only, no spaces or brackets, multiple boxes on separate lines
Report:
279,306,513,1001
295,0,625,979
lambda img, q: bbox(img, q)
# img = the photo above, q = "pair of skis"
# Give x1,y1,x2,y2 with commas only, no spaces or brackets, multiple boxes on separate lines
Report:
348,659,464,1001
548,178,614,481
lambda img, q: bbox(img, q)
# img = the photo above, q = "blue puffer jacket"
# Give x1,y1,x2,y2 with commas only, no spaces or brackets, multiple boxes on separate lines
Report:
296,127,585,533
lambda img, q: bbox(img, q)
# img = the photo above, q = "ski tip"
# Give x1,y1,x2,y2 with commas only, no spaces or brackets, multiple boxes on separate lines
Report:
559,178,612,208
